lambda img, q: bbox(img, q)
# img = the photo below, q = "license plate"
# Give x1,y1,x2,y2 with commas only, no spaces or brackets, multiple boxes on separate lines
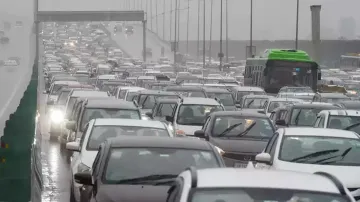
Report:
234,162,247,168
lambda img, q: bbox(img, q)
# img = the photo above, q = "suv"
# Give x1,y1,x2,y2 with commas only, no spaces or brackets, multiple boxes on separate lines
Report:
169,168,355,202
166,97,225,136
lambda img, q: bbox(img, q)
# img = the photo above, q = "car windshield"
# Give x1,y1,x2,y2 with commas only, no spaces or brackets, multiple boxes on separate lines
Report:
321,97,351,103
290,108,324,126
139,95,179,109
279,136,360,166
87,126,169,150
57,91,70,105
190,188,348,202
105,148,219,184
81,108,141,129
177,104,223,126
267,101,299,113
50,84,65,95
243,98,268,109
206,93,234,106
327,115,360,133
237,91,265,100
213,117,274,138
126,92,138,101
170,90,206,98
74,75,89,84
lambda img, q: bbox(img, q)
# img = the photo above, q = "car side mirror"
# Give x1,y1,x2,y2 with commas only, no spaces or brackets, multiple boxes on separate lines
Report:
145,112,153,118
255,153,272,165
66,121,77,131
194,130,207,139
165,116,173,123
66,141,80,152
275,119,286,126
74,172,93,185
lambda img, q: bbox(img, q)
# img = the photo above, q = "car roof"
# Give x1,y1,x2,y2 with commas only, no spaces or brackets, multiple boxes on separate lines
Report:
53,80,80,85
165,86,204,91
181,97,220,105
138,90,180,96
210,111,268,118
86,99,137,109
108,136,213,150
318,93,349,98
156,98,180,103
187,168,341,194
291,102,340,109
320,109,360,116
202,87,231,93
231,86,265,92
71,90,108,97
269,97,304,102
94,119,165,128
281,127,359,139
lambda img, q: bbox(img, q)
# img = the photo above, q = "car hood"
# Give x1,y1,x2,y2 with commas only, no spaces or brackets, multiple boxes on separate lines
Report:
96,184,170,202
211,137,268,153
277,161,360,188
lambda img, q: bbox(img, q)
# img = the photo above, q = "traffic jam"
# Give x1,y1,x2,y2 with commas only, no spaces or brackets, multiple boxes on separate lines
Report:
42,21,360,202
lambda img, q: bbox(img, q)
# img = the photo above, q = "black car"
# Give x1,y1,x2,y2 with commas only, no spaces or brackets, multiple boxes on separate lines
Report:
194,111,276,167
125,25,134,34
75,136,225,202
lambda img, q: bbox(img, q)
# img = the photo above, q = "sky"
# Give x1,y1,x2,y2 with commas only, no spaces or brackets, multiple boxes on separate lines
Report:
2,0,360,40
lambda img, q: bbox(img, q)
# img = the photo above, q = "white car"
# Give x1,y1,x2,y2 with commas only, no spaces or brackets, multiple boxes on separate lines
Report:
172,168,355,202
263,97,304,117
255,127,360,201
314,110,360,131
67,118,174,202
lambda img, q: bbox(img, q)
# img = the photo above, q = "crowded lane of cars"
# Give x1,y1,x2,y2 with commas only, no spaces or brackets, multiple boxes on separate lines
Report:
42,21,360,202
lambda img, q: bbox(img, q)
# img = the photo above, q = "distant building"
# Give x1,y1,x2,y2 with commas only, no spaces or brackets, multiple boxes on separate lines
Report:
339,17,356,40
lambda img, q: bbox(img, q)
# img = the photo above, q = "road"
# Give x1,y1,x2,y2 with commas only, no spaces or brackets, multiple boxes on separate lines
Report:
107,23,174,62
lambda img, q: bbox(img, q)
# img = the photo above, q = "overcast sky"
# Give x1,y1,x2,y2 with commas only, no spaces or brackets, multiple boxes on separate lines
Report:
2,0,359,40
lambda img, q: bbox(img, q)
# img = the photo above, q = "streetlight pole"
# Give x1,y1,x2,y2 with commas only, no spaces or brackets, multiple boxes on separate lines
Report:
170,0,173,42
155,0,158,34
197,0,200,59
219,0,223,69
202,0,206,69
150,0,153,31
209,0,213,63
249,0,253,58
174,0,178,64
295,0,299,50
186,0,190,54
177,0,181,44
163,0,166,40
226,0,229,63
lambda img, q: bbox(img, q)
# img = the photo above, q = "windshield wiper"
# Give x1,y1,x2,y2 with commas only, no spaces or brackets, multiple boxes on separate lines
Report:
294,109,302,125
344,122,360,130
218,123,242,137
246,99,254,108
290,149,339,162
236,122,257,137
115,174,177,185
314,147,352,165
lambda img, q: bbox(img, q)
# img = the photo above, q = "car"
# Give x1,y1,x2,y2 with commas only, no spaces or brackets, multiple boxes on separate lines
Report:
45,81,81,105
74,136,225,202
255,127,360,200
239,94,273,110
263,97,304,117
167,97,225,136
194,111,275,167
336,100,360,109
171,168,356,202
313,92,351,103
164,86,207,98
67,118,174,202
146,98,178,121
273,102,341,127
314,110,360,134
125,25,134,34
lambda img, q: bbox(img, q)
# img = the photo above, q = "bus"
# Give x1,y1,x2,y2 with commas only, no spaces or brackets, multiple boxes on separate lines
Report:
340,54,360,72
244,49,320,94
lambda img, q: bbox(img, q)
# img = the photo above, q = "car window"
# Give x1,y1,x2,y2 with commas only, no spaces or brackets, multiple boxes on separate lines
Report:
156,103,176,117
118,90,127,99
176,104,224,126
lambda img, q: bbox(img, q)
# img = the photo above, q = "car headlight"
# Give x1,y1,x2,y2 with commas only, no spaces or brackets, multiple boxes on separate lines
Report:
50,109,64,123
77,163,90,173
215,146,225,155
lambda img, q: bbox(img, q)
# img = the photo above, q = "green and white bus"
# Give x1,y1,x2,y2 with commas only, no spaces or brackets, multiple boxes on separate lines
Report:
244,49,321,94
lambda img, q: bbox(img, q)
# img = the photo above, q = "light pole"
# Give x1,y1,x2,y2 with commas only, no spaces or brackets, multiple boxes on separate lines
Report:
163,0,166,40
249,0,253,58
177,0,181,44
174,0,178,64
219,0,223,69
150,0,153,31
202,0,206,68
155,0,158,33
226,0,229,62
209,0,213,63
295,0,299,49
186,0,190,54
170,0,172,42
197,0,200,59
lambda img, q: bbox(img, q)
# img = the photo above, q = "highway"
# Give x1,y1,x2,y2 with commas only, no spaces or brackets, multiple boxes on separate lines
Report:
107,23,174,62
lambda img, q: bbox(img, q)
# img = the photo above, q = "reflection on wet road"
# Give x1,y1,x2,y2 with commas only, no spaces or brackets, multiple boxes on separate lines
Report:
41,140,70,202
